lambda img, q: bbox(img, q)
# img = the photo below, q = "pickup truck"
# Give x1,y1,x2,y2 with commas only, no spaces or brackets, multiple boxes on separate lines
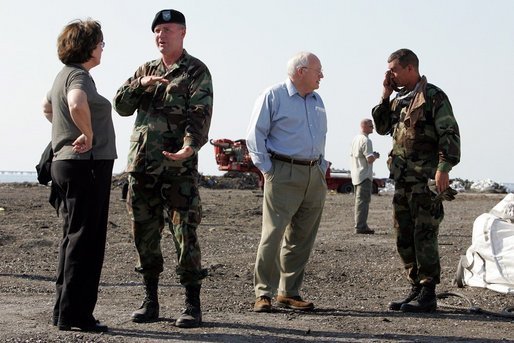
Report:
325,168,385,194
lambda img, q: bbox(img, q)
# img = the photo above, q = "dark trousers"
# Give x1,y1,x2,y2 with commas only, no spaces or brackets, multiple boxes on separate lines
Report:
51,159,113,325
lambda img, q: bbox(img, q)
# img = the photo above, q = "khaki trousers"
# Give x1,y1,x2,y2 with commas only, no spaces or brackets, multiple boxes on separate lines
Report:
354,178,372,230
254,159,327,298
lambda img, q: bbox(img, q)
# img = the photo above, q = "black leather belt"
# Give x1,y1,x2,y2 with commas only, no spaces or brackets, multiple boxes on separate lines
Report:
271,152,320,166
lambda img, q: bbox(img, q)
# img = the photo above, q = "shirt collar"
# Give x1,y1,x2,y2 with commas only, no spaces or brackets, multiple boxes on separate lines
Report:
154,49,189,71
285,78,318,100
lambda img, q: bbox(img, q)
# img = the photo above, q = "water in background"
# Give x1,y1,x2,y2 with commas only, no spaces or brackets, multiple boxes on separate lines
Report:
0,171,38,183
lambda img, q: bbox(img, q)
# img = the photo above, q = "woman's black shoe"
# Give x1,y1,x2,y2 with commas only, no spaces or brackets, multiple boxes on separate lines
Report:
58,320,108,332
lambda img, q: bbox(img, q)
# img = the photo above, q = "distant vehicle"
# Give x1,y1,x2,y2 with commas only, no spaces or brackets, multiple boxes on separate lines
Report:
325,167,385,194
210,138,385,194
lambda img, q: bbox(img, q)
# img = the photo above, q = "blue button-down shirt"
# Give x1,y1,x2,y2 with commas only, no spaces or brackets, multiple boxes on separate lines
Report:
246,78,328,173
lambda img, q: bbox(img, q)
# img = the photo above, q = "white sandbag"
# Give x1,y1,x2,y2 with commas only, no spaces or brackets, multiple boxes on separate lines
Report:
458,194,514,294
489,193,514,221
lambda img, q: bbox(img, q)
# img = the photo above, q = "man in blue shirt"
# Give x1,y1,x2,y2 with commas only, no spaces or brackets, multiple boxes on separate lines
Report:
246,51,328,312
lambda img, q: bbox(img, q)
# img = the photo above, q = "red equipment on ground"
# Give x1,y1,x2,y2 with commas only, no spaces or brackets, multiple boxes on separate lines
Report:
210,138,264,188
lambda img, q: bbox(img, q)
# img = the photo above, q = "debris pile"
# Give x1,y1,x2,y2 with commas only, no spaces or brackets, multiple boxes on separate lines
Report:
112,173,509,193
200,172,260,189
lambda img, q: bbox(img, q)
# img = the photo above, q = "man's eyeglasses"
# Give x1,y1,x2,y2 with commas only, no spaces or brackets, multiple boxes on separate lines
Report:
98,41,105,48
301,67,323,76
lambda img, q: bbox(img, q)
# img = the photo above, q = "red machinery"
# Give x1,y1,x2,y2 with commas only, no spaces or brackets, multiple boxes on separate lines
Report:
210,138,264,188
210,138,384,193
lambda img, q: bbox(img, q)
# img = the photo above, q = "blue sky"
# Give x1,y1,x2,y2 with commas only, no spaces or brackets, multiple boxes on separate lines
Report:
1,0,513,182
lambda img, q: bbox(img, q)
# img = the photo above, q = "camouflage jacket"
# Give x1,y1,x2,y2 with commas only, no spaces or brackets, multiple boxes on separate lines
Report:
113,50,213,175
372,76,460,182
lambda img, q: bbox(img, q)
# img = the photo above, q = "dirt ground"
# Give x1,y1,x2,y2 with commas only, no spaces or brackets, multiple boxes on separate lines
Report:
0,180,513,343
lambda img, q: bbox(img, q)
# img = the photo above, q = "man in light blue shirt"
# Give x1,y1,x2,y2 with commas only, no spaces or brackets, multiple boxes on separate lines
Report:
247,51,328,313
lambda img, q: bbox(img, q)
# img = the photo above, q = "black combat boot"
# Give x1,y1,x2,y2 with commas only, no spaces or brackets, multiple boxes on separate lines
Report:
388,283,421,311
400,283,437,313
131,276,159,322
175,284,202,328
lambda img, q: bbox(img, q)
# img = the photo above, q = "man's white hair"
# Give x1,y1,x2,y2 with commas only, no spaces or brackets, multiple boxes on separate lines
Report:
287,52,313,77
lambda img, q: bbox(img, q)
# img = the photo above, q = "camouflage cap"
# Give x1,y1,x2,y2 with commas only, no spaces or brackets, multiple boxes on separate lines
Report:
151,9,186,32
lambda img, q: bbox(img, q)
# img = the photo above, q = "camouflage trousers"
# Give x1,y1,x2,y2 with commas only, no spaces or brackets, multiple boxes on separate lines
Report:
393,182,444,285
127,172,207,286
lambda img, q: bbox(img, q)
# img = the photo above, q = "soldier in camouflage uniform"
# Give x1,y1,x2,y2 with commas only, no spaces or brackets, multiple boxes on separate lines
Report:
113,9,213,328
372,49,460,313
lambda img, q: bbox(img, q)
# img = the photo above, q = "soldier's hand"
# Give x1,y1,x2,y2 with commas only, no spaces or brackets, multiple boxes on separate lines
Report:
141,76,170,87
162,146,194,161
435,187,458,202
435,170,450,193
382,71,394,99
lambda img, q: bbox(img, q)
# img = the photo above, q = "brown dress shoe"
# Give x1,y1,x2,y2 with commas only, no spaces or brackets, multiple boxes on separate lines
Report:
254,296,272,312
276,295,314,311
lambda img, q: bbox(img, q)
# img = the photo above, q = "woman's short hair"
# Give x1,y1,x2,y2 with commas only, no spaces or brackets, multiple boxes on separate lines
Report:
287,52,312,77
57,19,103,65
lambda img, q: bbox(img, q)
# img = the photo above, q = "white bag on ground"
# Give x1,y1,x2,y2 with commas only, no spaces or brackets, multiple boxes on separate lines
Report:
456,194,514,294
